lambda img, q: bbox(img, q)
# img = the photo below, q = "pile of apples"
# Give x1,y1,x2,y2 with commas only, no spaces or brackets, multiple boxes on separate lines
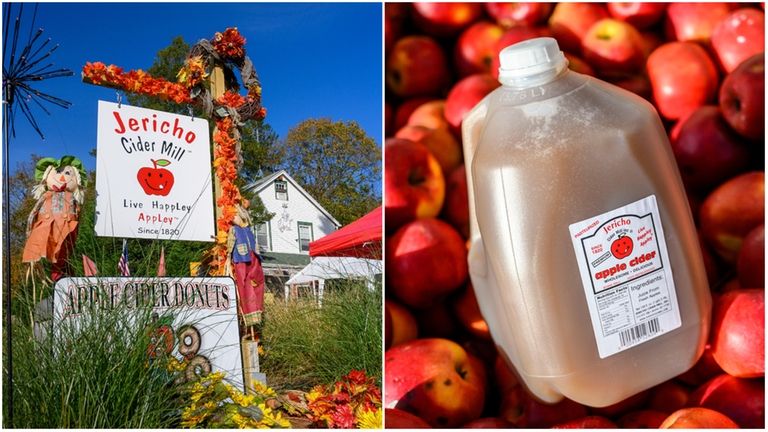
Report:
384,2,764,429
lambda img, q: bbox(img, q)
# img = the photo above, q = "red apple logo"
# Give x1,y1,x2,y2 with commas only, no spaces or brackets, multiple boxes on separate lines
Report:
611,235,634,260
137,159,175,196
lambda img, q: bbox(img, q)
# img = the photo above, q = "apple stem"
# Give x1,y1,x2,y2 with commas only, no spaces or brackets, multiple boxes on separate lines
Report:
151,159,157,169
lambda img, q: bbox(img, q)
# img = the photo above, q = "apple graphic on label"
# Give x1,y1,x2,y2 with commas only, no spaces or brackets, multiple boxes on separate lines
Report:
611,235,634,259
138,159,175,196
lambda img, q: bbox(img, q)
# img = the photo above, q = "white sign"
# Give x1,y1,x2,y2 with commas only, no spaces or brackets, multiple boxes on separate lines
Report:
95,101,215,241
53,277,244,389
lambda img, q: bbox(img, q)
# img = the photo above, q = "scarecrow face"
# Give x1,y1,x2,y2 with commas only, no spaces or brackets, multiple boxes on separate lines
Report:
46,165,80,192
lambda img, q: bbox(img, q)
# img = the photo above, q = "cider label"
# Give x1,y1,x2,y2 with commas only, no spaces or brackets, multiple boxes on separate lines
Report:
569,195,682,358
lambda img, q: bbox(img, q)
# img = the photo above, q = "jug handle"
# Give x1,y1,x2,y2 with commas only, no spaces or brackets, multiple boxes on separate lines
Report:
462,97,490,278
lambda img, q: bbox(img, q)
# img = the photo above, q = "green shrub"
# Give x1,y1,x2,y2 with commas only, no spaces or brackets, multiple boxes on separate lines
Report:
5,288,184,428
261,280,382,391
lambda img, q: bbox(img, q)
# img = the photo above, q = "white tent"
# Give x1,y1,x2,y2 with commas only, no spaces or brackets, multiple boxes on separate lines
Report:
283,256,381,306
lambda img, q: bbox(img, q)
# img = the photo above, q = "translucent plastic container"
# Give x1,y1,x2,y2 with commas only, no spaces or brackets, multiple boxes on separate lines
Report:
462,38,711,407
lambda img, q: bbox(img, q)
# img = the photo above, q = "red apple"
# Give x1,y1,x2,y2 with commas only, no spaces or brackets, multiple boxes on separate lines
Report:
617,410,669,428
700,171,765,262
607,3,668,29
582,18,646,75
699,231,721,287
552,416,617,428
670,105,750,192
491,26,551,79
387,36,449,98
640,31,664,57
590,389,649,418
494,354,520,394
385,102,394,137
720,279,742,293
416,301,460,339
486,3,553,28
711,8,765,73
412,2,484,37
406,100,450,131
137,159,175,196
455,21,505,78
689,374,765,428
647,42,719,120
665,3,734,43
648,380,690,414
395,125,462,174
564,52,596,76
385,3,408,54
462,417,513,428
660,407,739,428
387,219,468,308
549,2,609,54
444,74,500,136
386,299,418,348
385,302,393,348
442,164,469,238
385,338,487,427
384,138,445,232
385,408,431,429
501,386,588,428
394,97,435,132
737,224,764,288
710,289,765,377
452,282,490,340
719,53,765,141
676,343,725,387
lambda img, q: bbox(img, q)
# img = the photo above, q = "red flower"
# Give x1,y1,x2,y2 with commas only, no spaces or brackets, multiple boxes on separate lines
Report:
345,370,368,385
212,27,246,59
329,404,356,429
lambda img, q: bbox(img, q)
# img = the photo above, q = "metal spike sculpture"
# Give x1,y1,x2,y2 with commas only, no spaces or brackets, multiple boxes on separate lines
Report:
3,4,73,426
3,3,74,139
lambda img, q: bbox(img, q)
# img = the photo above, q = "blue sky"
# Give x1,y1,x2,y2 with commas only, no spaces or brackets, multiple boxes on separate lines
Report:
3,2,383,172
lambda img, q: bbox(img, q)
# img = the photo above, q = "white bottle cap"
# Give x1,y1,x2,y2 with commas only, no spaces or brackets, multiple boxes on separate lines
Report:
498,37,568,87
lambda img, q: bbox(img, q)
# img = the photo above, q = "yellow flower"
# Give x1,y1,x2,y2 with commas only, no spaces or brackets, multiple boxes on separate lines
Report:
229,386,256,407
181,403,208,428
177,55,208,86
257,403,291,428
357,407,383,429
251,380,277,398
166,357,187,372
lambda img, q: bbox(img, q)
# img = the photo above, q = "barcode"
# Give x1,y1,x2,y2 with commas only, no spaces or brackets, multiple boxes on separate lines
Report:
619,318,661,347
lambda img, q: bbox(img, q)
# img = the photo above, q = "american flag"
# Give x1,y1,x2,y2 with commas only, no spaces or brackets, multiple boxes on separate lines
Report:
118,239,130,276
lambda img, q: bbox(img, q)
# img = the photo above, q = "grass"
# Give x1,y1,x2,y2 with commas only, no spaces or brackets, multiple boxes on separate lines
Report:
261,279,382,391
4,285,185,428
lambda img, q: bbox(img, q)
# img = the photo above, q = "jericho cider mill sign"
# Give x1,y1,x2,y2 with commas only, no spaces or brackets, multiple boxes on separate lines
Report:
95,101,215,241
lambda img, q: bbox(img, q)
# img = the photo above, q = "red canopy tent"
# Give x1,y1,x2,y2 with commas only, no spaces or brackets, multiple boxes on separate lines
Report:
309,206,382,259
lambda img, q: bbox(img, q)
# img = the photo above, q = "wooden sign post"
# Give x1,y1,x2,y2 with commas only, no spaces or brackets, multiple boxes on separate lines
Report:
82,28,267,390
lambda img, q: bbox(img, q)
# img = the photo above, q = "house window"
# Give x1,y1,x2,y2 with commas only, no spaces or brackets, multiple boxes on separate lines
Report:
255,222,270,252
298,222,313,253
275,180,288,201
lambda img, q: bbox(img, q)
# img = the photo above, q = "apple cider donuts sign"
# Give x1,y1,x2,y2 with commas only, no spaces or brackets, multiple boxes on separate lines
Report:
53,277,244,390
94,100,215,241
569,195,682,359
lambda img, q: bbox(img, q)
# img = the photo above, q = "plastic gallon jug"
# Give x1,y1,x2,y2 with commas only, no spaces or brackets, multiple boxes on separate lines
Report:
462,38,711,407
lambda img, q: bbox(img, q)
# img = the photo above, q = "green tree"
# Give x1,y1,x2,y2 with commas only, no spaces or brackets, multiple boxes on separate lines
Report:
7,156,42,289
281,119,380,225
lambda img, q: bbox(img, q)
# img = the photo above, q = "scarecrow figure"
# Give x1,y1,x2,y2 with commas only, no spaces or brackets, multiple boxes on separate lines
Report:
22,155,86,281
227,202,266,327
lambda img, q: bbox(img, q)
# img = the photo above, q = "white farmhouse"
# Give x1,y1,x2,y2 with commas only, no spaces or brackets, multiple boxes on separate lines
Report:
245,170,340,282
